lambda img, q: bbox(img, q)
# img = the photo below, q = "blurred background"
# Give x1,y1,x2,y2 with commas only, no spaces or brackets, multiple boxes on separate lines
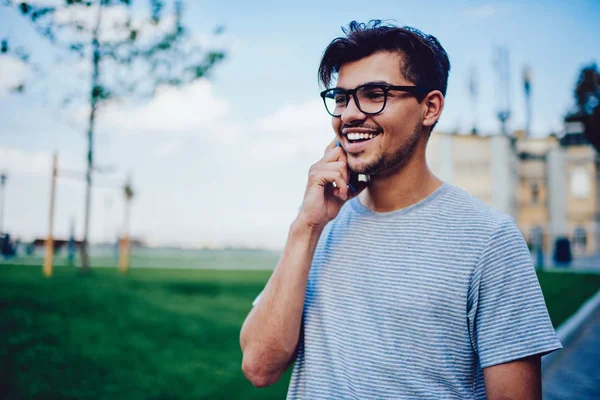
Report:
1,0,599,399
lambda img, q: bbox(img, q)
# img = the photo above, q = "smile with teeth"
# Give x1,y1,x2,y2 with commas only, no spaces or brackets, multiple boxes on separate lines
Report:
346,132,379,142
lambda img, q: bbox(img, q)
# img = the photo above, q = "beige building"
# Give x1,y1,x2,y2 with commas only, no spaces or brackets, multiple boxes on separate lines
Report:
547,125,600,255
428,126,600,256
514,134,558,251
427,132,518,217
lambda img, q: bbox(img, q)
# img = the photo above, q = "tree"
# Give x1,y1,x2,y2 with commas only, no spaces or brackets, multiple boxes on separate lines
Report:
1,0,226,271
566,63,600,152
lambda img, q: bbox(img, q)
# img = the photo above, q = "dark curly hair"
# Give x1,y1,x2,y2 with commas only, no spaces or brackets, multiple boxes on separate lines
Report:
318,20,451,97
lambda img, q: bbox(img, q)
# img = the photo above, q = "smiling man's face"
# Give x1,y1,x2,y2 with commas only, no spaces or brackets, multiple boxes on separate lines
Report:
333,51,426,176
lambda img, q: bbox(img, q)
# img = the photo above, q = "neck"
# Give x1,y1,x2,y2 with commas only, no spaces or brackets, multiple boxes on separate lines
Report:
358,145,443,212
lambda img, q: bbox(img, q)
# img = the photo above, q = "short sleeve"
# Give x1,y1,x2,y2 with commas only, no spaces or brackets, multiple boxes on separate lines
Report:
467,217,562,368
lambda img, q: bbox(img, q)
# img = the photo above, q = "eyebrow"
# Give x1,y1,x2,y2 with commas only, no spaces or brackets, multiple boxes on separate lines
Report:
335,80,391,90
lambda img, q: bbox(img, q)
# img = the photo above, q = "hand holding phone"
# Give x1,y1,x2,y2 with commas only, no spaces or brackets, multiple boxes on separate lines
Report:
297,139,367,229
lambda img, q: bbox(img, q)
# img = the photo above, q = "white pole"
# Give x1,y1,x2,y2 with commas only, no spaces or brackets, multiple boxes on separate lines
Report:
43,154,58,277
0,173,6,234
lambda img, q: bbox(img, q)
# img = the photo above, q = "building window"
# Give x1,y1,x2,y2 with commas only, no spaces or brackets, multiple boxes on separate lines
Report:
570,167,591,199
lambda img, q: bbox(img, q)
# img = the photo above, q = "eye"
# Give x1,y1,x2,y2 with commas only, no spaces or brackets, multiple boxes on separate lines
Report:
359,87,385,101
334,94,346,105
367,92,384,99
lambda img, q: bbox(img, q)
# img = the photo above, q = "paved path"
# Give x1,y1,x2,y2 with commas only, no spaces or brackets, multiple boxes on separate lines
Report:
542,304,600,399
566,252,600,271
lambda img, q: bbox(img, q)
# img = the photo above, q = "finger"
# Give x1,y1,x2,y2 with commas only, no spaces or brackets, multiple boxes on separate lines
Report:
332,186,341,198
317,161,350,199
309,169,349,200
324,184,346,205
320,161,349,183
324,137,340,155
322,145,346,163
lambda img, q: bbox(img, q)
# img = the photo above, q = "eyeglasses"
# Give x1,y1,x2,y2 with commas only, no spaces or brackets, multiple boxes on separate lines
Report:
320,83,429,117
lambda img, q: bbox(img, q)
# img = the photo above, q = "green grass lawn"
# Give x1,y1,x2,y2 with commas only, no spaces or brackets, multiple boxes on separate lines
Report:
536,269,600,327
0,265,599,399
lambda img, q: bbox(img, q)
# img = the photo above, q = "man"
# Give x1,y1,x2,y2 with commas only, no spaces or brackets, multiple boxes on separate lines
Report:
240,21,561,399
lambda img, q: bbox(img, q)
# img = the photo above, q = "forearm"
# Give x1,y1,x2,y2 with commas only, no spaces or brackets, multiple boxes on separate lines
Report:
240,217,323,387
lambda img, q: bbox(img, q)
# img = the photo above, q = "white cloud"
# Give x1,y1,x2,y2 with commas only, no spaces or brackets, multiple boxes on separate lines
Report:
0,146,52,177
99,79,239,143
0,146,51,176
96,84,332,161
0,55,29,95
257,99,330,135
153,139,184,158
0,146,79,178
251,99,333,161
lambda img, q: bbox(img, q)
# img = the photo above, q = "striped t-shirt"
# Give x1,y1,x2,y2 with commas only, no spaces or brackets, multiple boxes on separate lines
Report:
286,183,561,399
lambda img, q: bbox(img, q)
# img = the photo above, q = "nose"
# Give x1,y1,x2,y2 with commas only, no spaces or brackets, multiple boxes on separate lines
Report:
340,94,367,124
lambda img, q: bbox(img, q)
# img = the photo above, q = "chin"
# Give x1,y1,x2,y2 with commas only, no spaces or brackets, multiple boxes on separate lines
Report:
348,158,376,175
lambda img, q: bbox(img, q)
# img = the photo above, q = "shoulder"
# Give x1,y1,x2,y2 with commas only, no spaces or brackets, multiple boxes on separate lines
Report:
435,183,515,236
420,184,525,266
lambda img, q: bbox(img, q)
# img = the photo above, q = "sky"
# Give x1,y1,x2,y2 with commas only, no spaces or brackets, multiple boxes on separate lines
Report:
0,0,599,249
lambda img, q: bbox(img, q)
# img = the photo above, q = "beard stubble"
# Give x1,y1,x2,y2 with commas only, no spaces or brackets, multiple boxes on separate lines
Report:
350,120,424,177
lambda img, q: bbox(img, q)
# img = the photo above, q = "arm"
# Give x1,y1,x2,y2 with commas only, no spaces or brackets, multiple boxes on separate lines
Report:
483,355,542,400
240,140,360,388
239,219,323,387
469,219,561,397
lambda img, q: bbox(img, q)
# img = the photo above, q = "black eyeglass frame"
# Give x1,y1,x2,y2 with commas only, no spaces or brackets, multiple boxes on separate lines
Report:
319,84,430,117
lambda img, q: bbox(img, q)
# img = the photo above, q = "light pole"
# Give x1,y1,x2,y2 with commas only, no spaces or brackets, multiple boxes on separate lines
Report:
0,173,7,235
43,154,58,277
119,177,135,274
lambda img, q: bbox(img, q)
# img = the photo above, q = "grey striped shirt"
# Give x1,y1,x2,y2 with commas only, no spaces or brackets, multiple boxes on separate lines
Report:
286,183,561,399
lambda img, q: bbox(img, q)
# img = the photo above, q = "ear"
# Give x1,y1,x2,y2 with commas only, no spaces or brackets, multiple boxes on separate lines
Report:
421,90,444,130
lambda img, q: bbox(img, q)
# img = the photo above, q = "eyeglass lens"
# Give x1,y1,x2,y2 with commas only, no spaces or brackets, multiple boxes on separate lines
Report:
324,85,386,116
